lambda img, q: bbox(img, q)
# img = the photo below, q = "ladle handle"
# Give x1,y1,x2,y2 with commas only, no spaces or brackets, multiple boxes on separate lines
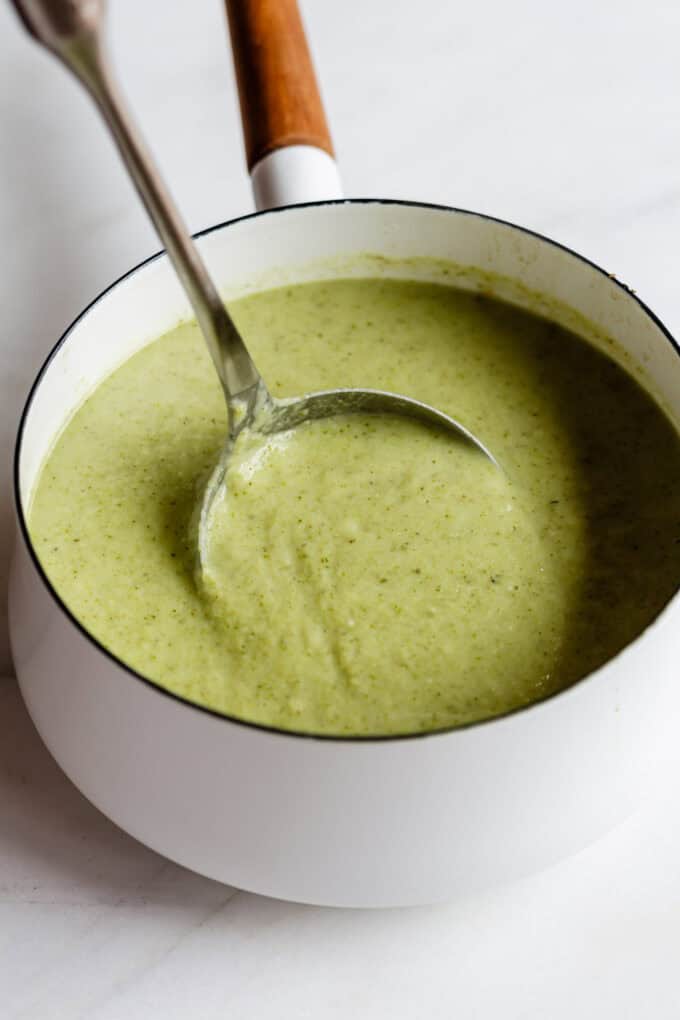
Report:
225,0,343,209
10,0,264,417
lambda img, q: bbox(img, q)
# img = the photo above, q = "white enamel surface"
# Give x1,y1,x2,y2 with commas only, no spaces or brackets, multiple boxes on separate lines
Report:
250,145,343,209
10,202,680,907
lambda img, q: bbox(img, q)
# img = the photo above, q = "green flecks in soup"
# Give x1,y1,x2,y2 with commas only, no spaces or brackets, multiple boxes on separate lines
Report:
29,278,680,735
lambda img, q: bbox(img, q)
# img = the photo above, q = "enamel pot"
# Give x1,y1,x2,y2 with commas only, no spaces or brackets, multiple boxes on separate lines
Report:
8,0,680,907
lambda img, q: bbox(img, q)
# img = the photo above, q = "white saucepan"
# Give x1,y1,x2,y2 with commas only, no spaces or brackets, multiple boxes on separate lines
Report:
9,0,680,907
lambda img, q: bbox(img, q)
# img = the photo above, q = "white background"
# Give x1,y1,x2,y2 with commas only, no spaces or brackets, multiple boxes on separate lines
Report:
1,1,679,1016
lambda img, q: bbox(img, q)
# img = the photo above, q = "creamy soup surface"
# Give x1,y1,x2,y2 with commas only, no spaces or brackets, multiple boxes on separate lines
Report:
29,277,680,735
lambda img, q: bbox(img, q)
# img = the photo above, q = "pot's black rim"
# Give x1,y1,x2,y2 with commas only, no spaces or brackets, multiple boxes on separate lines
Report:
13,197,680,744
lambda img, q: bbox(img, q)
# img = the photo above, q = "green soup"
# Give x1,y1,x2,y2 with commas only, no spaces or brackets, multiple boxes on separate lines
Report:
29,277,680,735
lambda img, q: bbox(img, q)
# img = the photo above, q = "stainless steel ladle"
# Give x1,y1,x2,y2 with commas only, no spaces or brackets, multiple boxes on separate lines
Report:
13,0,496,567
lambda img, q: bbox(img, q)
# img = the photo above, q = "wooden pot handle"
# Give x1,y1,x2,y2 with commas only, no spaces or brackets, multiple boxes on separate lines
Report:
225,0,334,170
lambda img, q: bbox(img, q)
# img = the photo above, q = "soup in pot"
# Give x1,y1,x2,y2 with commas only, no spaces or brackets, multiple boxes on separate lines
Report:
29,275,680,735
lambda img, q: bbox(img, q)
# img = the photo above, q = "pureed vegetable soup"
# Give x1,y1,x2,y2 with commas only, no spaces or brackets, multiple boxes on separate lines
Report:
29,274,680,735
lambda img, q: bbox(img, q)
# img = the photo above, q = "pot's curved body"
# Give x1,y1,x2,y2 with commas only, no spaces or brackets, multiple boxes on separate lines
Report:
9,201,680,907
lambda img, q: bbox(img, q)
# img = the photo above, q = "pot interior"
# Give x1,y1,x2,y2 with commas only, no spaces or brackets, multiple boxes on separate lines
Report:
17,201,680,510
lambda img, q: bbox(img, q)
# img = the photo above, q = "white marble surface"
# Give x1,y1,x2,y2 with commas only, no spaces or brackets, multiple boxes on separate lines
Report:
1,0,680,1015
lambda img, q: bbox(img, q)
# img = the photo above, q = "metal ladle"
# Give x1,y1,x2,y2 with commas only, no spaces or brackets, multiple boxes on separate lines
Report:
14,0,496,568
